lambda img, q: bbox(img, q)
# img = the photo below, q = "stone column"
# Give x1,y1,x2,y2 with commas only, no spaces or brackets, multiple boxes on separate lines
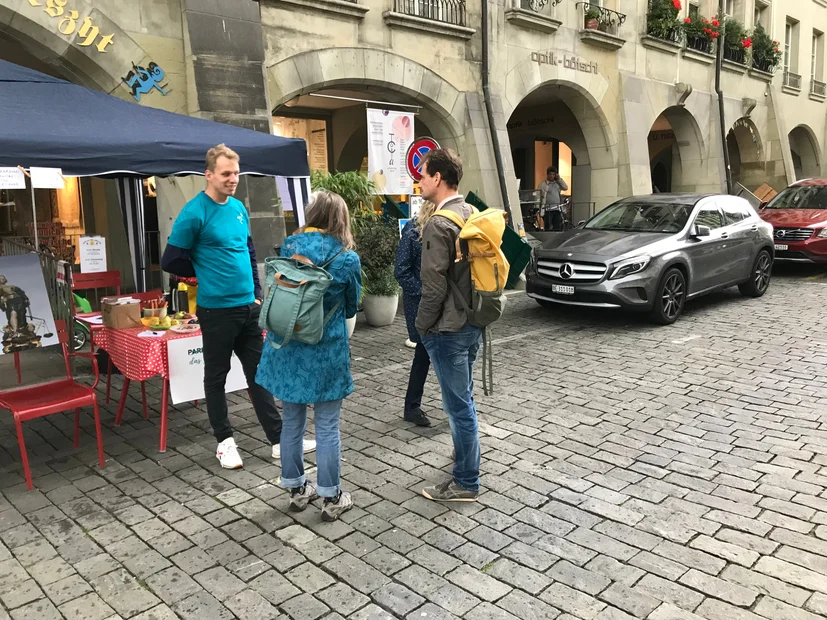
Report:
181,0,284,264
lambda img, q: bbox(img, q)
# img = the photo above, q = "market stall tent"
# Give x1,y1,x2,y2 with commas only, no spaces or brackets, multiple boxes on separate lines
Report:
0,59,308,177
0,58,310,290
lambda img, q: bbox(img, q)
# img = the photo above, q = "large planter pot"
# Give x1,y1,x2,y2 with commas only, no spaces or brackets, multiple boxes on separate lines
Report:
363,294,398,327
584,17,599,29
346,316,356,339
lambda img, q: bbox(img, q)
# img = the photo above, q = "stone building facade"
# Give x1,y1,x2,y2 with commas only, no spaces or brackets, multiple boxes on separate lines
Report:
1,0,825,283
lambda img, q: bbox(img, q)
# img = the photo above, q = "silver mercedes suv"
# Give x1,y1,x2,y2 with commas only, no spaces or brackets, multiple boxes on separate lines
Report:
526,194,775,324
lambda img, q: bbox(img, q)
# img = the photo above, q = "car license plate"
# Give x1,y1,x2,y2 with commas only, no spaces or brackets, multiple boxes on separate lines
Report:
552,285,575,295
774,244,788,251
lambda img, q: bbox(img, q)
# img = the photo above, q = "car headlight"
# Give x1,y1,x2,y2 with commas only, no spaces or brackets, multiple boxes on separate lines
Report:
610,255,651,280
817,229,827,238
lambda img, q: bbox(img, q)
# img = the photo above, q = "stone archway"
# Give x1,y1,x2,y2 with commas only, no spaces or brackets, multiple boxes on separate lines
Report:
727,117,764,190
647,106,706,193
0,1,154,98
504,57,619,211
788,125,821,180
266,48,465,152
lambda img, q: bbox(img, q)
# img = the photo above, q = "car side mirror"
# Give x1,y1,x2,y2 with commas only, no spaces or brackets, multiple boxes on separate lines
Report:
577,220,586,228
758,201,768,210
692,225,711,238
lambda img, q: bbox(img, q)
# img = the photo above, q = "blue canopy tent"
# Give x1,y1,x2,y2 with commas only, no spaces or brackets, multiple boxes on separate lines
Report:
0,58,310,289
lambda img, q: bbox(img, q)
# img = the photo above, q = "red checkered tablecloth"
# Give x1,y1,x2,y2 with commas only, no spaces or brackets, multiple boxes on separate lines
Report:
93,327,201,382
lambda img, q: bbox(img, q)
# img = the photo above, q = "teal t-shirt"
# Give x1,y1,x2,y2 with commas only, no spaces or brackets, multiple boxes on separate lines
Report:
168,192,255,309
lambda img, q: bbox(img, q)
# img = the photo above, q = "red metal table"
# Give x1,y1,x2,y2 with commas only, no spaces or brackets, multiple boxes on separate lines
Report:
93,326,200,452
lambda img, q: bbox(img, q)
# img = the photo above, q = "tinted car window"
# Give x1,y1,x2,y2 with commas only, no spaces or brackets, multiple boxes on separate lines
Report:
721,201,748,225
766,186,827,210
585,202,694,233
694,206,724,230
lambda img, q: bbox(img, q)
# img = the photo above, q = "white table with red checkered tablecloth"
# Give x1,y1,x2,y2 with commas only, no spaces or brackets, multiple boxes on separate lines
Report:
93,326,200,452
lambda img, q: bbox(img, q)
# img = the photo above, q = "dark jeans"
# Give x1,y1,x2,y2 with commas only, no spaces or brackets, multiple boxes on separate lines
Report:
404,342,431,413
544,209,563,231
422,324,482,492
198,303,282,445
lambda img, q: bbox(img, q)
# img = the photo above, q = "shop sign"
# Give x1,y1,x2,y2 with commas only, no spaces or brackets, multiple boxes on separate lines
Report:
531,51,599,74
0,168,26,190
406,137,440,182
122,62,169,102
26,0,115,53
167,336,248,405
507,117,555,130
79,236,107,273
367,108,414,195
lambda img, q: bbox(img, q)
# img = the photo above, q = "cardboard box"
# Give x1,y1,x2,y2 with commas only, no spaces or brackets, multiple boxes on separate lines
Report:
102,299,142,329
754,183,778,203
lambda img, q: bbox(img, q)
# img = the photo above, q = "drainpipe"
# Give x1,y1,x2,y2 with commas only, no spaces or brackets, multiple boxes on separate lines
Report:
481,0,514,227
715,0,734,194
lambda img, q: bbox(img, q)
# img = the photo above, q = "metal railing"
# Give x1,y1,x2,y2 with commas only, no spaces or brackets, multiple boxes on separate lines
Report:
393,0,467,26
784,70,802,89
578,2,626,36
811,79,826,96
752,56,775,73
723,45,746,65
519,0,562,12
686,35,712,54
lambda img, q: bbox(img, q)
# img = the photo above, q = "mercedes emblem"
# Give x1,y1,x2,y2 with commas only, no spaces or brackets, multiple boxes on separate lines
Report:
559,263,574,280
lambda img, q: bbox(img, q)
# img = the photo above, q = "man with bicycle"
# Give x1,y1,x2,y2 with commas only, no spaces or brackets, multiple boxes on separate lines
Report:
538,166,569,231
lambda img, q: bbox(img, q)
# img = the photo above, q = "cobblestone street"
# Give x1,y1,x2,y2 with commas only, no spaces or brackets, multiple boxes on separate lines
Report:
0,265,825,620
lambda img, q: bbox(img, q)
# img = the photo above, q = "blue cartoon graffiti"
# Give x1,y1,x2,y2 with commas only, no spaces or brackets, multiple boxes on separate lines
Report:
123,62,169,102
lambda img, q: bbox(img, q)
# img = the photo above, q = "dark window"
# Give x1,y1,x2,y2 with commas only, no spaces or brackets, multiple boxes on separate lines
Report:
694,206,724,230
721,201,748,225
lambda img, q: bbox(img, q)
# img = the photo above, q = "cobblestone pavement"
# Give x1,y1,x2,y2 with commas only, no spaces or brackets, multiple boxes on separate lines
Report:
0,265,826,620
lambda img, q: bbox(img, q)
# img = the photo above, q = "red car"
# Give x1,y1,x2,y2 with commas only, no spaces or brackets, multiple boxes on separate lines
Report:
759,179,827,263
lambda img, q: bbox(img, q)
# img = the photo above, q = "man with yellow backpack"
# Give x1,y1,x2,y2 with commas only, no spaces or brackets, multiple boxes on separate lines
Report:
415,149,509,502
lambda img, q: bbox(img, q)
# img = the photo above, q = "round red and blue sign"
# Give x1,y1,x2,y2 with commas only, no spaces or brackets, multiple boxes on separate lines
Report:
406,137,440,181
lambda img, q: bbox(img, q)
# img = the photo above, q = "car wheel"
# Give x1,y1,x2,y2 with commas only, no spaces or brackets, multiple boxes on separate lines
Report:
649,268,686,325
738,250,772,298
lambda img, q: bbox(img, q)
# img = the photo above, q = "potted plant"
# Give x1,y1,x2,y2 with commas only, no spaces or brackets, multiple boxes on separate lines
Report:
584,5,600,30
751,23,782,73
646,0,682,42
722,17,750,64
353,212,401,327
681,15,719,53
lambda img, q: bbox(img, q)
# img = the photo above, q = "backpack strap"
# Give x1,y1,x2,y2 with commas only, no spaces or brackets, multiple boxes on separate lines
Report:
265,279,306,351
434,209,466,229
321,248,347,270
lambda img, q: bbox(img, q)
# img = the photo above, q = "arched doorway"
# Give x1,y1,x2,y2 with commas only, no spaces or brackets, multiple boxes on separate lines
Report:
647,107,705,193
788,125,821,180
726,118,764,191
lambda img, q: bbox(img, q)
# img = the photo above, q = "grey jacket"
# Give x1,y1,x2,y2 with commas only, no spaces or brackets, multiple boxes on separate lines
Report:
415,196,473,335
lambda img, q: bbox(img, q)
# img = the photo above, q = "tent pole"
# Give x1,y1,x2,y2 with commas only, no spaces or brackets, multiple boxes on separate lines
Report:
30,180,39,251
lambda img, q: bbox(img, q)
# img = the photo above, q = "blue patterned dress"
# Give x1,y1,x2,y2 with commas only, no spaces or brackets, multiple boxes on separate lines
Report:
256,231,362,404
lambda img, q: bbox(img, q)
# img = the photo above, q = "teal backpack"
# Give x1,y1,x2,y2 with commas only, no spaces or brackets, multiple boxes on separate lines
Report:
259,249,345,349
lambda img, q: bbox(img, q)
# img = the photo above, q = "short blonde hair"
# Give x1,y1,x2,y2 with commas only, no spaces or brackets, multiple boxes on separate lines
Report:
206,144,239,172
301,190,354,250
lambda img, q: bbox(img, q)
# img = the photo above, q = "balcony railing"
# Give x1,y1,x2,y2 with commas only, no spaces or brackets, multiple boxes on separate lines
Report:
393,0,467,26
723,45,746,65
784,70,802,90
520,0,563,11
577,2,627,36
811,79,826,96
685,34,712,54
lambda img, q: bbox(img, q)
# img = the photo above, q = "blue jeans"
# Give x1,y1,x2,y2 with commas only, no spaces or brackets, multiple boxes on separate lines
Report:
279,400,342,498
422,324,482,492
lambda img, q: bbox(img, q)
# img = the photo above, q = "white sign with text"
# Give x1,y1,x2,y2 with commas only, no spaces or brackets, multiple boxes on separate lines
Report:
30,167,65,189
367,108,414,195
79,236,107,273
0,168,26,190
167,336,248,405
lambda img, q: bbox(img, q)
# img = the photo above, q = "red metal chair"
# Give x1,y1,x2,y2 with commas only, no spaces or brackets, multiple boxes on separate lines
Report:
0,320,105,490
71,271,121,299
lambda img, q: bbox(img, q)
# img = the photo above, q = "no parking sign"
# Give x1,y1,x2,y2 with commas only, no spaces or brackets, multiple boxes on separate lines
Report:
406,137,440,181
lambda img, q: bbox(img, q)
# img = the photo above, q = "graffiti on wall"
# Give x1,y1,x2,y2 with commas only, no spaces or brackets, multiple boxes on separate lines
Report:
122,62,169,102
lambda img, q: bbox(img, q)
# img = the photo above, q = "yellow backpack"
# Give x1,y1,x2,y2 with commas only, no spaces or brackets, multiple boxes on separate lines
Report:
435,207,510,394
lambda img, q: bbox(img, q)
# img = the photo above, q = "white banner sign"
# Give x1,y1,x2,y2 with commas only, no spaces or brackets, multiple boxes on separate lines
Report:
0,168,25,190
367,108,414,195
30,167,64,189
79,236,107,273
167,336,248,405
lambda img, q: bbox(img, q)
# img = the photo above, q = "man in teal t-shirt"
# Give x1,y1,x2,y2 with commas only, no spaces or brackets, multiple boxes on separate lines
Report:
162,145,312,469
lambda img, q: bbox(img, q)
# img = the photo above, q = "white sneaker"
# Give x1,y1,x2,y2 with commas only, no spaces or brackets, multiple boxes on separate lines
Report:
217,437,243,470
405,339,417,349
272,440,318,460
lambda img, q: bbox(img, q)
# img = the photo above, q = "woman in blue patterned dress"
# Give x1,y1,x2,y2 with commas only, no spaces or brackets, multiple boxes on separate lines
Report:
256,191,362,521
